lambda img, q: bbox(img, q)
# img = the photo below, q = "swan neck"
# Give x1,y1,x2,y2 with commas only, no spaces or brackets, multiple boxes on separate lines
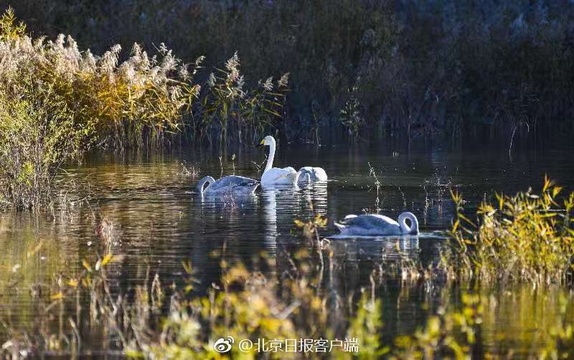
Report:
265,138,276,172
399,212,418,234
197,176,215,194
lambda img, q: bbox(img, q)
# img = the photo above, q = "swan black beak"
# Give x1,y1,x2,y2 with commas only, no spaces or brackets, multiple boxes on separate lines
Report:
255,140,264,147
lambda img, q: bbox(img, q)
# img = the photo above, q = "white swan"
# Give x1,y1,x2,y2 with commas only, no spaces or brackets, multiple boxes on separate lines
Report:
196,175,260,196
257,135,298,186
297,166,328,186
334,212,419,236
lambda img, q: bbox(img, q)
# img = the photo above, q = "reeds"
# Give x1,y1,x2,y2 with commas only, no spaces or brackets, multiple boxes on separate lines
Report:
0,8,198,208
0,8,287,209
192,52,289,145
445,176,574,286
9,0,573,142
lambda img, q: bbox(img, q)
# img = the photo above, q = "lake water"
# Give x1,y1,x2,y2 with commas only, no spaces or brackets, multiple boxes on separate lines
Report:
1,137,573,356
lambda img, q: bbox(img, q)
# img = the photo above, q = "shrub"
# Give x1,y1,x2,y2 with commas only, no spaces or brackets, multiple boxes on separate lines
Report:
0,8,198,208
10,0,572,142
445,177,574,286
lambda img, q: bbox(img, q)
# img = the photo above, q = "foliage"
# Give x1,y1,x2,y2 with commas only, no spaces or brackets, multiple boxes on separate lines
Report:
0,8,199,208
0,88,85,209
390,293,482,360
0,8,287,209
0,215,573,358
192,52,289,145
445,177,574,286
5,1,574,142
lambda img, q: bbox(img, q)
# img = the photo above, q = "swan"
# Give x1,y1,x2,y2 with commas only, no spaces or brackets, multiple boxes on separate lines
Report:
334,212,419,236
297,166,328,186
196,175,260,196
257,135,299,186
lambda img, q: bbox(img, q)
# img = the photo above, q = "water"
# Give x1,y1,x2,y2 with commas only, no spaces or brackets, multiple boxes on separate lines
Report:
1,139,573,356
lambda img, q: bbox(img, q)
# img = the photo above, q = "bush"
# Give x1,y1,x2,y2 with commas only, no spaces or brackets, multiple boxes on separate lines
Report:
7,0,573,142
445,177,574,286
0,8,198,208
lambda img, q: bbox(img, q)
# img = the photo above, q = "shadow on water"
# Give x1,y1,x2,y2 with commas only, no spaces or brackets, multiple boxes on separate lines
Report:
1,140,574,356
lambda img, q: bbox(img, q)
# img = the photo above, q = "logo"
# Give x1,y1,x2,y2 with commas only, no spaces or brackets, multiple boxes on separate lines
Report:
213,336,235,353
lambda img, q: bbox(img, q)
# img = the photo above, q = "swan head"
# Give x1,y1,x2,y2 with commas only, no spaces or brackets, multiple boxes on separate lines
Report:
196,176,215,194
258,135,276,147
398,212,419,235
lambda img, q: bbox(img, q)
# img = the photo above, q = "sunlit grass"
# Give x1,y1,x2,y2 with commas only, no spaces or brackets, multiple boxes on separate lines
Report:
0,8,198,209
0,8,287,210
1,205,573,358
445,176,574,286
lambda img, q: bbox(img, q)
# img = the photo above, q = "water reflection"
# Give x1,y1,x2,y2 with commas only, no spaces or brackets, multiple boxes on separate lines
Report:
329,236,420,262
1,143,574,356
260,183,329,252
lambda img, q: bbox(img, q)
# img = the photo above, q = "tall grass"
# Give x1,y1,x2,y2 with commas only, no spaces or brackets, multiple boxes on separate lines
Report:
191,52,289,146
0,8,287,209
445,177,574,286
0,8,198,208
4,0,573,143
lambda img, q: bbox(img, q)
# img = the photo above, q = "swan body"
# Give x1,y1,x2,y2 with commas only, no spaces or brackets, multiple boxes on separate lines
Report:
196,175,260,196
334,212,419,236
297,166,328,186
258,135,299,186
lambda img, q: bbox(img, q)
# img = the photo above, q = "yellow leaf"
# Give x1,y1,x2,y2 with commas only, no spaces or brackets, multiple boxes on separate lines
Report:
294,219,305,228
51,292,64,300
101,253,113,267
82,259,92,272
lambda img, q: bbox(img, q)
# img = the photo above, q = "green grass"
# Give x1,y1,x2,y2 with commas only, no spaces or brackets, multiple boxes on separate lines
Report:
445,177,574,286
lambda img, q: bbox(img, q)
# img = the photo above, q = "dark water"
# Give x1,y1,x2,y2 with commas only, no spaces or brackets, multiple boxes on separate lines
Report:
1,139,573,356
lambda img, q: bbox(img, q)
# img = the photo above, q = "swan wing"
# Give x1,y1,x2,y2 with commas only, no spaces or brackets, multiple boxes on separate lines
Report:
298,166,328,182
340,214,398,227
262,167,297,185
206,175,259,194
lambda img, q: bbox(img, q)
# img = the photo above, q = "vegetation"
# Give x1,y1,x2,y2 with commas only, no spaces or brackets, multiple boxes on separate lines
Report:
0,0,573,357
445,177,574,286
3,0,573,143
0,8,197,208
0,8,286,210
2,181,574,358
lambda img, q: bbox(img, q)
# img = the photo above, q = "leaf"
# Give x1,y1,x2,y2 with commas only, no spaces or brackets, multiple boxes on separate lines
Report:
50,292,64,300
101,252,114,267
82,259,92,272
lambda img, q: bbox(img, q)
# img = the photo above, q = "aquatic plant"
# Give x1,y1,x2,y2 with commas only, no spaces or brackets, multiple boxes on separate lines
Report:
0,8,199,209
446,177,574,286
389,293,483,359
192,53,289,145
1,228,573,358
10,0,574,142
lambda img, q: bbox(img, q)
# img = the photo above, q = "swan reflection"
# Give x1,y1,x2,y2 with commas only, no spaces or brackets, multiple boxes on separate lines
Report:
328,236,420,262
261,182,329,253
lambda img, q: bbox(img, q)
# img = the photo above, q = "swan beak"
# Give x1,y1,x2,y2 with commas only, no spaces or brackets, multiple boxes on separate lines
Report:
256,139,264,147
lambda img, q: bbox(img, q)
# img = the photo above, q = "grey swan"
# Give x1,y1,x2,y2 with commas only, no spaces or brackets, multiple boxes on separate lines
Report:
334,212,419,236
